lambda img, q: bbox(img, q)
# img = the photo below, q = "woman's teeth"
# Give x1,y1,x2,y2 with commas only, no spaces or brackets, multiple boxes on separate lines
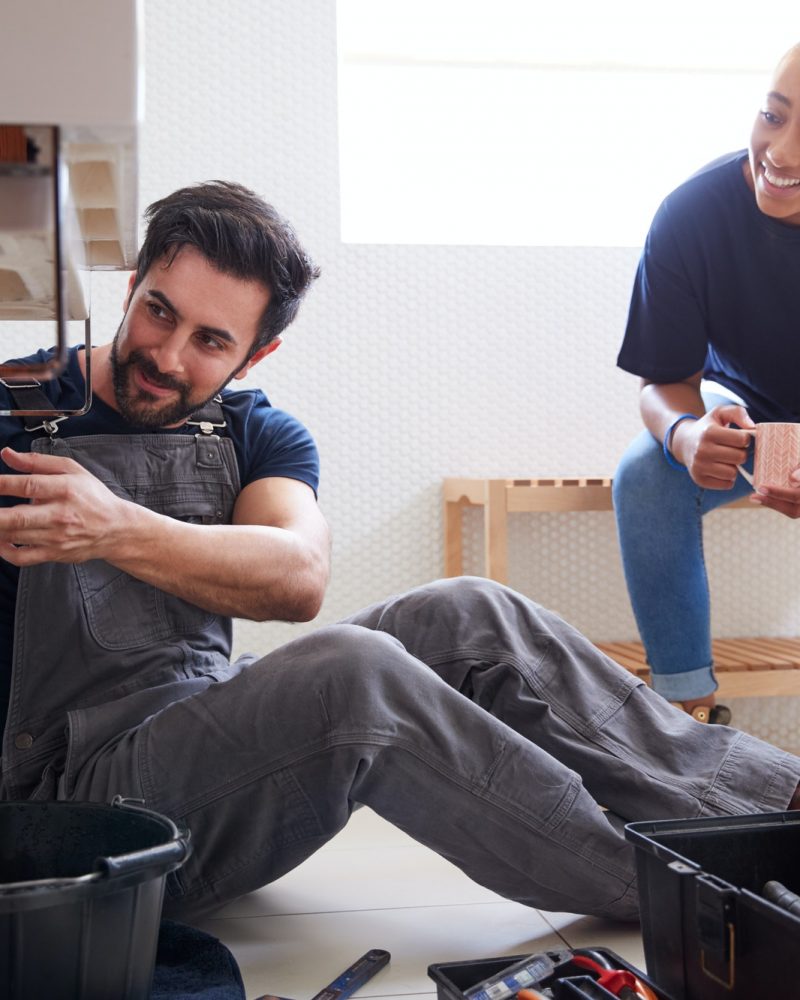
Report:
764,165,800,188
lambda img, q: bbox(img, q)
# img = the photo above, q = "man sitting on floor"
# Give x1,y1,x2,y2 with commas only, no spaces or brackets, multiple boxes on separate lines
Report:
0,180,796,924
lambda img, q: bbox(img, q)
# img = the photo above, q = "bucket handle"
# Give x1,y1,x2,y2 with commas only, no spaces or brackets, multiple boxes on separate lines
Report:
93,796,192,879
94,835,191,879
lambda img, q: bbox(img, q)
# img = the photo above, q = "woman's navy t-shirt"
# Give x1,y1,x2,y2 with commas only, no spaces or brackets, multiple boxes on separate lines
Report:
617,151,800,423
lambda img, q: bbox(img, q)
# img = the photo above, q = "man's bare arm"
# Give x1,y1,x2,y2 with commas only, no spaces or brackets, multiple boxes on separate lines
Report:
0,447,330,622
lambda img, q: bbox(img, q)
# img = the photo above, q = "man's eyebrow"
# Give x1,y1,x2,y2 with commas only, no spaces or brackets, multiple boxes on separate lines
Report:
766,90,792,109
147,289,237,345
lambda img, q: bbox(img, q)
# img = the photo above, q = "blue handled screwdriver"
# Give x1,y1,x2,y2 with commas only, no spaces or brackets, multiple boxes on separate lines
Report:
253,948,391,1000
310,949,391,1000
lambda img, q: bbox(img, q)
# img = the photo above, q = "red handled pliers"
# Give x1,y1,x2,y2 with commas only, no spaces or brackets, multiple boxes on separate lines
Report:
570,950,659,1000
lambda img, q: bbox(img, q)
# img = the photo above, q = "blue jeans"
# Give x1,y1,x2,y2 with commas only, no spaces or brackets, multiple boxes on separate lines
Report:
613,393,754,701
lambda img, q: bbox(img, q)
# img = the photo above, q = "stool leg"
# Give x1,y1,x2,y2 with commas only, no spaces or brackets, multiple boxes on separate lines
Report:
444,498,464,577
485,479,509,584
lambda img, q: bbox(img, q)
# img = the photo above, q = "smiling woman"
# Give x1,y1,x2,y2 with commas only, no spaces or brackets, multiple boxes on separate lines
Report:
746,43,800,225
337,0,796,246
612,41,800,715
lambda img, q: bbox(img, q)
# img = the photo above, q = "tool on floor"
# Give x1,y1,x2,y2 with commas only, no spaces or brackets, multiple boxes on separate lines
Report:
309,948,391,1000
569,950,658,1000
429,946,664,1000
763,879,800,917
464,950,572,1000
252,948,390,1000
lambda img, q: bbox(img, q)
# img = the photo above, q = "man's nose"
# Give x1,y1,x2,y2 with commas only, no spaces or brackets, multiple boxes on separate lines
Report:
150,330,188,374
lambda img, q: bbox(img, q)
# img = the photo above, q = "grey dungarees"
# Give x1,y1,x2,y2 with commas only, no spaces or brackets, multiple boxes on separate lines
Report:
2,402,239,801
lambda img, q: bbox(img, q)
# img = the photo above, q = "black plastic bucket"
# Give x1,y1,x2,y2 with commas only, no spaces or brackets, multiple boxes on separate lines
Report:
0,796,191,999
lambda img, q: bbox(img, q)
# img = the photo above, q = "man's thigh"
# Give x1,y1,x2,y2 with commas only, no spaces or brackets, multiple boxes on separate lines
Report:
67,621,470,918
67,625,385,916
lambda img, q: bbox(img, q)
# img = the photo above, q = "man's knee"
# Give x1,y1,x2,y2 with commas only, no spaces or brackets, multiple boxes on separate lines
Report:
397,574,518,612
299,623,424,713
432,575,541,619
421,574,509,607
380,575,549,646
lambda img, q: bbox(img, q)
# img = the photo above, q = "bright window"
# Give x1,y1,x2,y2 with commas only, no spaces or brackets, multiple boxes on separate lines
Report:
337,1,795,246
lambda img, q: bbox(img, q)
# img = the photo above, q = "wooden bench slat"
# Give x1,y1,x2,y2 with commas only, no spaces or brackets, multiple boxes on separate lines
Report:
716,638,799,668
757,638,800,659
595,647,650,675
594,642,647,664
711,641,759,670
715,639,800,670
594,637,800,698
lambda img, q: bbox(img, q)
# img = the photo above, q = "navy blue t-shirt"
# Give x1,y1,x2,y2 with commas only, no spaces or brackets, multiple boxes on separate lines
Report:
0,346,320,731
617,151,800,423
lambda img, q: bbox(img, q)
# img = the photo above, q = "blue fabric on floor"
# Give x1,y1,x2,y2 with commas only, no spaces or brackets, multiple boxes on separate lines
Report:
151,919,246,999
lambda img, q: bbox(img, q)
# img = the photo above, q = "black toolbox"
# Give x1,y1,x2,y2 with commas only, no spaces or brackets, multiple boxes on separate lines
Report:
626,810,800,999
428,947,666,999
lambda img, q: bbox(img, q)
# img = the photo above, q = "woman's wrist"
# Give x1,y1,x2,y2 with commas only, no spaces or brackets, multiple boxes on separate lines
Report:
662,413,699,469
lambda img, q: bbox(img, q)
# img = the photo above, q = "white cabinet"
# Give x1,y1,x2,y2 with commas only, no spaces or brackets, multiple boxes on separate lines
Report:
0,0,141,325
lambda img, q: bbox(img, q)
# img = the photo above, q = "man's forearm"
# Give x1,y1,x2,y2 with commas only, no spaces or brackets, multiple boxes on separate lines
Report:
0,448,331,620
107,501,330,622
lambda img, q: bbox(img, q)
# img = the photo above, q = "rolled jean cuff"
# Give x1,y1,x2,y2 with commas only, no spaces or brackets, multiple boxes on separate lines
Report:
649,665,718,701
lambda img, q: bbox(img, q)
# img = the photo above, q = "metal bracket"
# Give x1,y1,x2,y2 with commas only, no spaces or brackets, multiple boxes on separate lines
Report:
697,873,737,990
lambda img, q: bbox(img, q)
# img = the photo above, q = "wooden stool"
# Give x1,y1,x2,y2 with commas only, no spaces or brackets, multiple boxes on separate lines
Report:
443,476,799,699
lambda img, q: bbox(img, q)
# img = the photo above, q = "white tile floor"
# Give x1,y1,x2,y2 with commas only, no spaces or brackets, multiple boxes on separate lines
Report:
197,808,647,1000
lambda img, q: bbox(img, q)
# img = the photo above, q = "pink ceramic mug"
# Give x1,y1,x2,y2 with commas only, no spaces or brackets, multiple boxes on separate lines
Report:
752,422,800,490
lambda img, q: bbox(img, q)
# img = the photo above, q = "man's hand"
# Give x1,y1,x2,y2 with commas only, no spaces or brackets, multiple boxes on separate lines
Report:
669,403,755,489
0,447,128,566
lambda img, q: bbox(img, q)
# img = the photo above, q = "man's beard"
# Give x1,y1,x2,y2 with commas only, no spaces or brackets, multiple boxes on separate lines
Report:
110,340,226,428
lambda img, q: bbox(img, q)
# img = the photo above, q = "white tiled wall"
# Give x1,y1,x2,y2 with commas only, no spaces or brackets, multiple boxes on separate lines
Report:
17,1,800,746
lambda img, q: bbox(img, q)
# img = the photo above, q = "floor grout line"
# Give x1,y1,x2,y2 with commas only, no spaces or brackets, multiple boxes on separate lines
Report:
205,898,512,922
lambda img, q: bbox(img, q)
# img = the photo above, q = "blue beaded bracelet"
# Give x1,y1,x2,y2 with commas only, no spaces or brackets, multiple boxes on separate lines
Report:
662,413,699,469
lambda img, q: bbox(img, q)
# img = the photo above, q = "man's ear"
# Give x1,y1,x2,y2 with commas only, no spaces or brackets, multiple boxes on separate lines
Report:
124,271,138,311
234,338,281,380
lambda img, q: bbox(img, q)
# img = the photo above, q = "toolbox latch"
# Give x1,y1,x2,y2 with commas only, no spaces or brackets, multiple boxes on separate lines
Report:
696,873,737,990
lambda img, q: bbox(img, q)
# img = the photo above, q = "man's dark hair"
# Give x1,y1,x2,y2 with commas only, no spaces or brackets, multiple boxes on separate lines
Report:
134,181,320,353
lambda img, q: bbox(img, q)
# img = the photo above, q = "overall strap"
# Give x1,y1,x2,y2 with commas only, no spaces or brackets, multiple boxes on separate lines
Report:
185,395,227,435
0,379,68,435
0,381,227,437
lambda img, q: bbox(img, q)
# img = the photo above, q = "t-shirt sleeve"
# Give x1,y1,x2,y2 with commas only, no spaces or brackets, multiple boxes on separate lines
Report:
617,195,710,382
227,392,320,495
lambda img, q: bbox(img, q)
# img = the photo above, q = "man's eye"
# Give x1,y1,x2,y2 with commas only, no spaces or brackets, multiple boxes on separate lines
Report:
198,333,225,351
147,302,170,320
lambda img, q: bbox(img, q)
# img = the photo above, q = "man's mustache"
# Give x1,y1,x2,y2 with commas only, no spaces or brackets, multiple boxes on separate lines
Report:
128,351,187,393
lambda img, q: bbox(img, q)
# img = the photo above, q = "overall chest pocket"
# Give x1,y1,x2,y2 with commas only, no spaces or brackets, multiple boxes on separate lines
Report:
74,496,224,650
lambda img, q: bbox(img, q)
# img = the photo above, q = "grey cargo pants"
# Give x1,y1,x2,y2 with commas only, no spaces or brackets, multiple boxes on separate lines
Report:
68,577,800,922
